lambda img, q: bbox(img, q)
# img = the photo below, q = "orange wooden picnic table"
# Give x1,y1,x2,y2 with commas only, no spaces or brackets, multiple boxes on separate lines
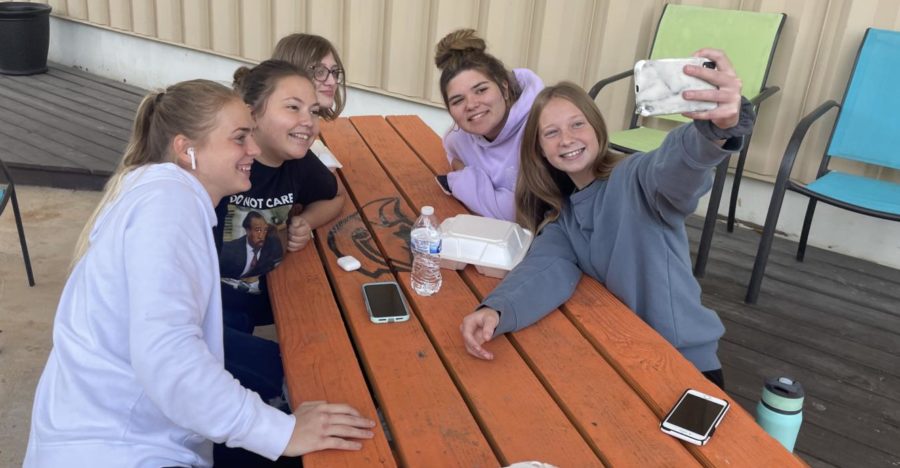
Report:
267,115,805,468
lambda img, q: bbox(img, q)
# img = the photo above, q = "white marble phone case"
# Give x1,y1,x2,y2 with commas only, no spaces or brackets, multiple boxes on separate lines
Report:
634,58,718,117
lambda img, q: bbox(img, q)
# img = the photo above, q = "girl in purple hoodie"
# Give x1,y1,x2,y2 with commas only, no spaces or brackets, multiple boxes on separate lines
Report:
434,29,544,221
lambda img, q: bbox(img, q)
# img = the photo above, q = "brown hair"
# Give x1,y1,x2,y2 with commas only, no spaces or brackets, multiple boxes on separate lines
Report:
233,59,313,117
272,33,346,120
516,82,620,233
73,80,239,263
434,28,521,108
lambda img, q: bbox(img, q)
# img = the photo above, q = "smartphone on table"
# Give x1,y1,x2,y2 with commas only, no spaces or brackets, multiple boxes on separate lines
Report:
362,281,411,324
634,57,718,117
660,388,730,445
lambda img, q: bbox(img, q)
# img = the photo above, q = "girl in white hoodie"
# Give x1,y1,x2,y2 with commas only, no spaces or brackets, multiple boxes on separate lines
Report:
25,79,374,468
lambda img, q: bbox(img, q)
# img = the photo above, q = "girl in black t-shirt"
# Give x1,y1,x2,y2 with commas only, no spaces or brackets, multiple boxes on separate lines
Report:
213,60,351,466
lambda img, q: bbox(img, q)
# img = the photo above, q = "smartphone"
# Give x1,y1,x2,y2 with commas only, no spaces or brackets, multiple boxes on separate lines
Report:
660,388,730,445
634,58,718,117
362,282,411,324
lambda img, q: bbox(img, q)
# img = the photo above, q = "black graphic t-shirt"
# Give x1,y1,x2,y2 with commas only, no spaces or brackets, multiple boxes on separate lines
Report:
214,151,337,302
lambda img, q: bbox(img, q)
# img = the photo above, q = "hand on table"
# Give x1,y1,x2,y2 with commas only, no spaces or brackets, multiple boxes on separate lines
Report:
282,401,376,456
287,216,313,252
681,48,743,131
450,158,466,172
460,307,500,360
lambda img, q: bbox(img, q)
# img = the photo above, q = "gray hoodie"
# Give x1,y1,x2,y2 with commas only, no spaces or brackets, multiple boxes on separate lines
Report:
483,123,736,372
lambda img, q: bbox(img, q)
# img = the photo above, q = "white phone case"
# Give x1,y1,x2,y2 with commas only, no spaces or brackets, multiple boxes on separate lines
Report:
660,389,730,446
634,58,718,117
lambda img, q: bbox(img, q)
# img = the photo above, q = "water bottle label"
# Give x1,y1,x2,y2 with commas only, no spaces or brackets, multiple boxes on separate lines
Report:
429,239,442,255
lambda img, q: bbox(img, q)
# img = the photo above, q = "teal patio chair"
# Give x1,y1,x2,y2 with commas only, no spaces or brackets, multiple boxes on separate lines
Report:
589,4,785,277
746,28,900,304
0,157,35,286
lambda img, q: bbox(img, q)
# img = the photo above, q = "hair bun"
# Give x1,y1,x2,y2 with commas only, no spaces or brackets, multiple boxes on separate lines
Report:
435,28,486,70
232,66,252,88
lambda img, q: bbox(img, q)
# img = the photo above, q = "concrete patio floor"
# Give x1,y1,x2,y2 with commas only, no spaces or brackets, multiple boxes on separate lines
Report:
0,186,101,465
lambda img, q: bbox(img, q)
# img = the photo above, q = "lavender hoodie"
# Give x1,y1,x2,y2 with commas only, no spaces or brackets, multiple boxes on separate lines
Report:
443,68,544,221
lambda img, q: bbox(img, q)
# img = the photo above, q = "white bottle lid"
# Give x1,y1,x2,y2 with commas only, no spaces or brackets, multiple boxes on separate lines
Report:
421,206,434,216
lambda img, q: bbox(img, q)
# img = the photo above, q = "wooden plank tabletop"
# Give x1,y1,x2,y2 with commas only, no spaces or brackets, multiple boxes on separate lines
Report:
268,115,806,467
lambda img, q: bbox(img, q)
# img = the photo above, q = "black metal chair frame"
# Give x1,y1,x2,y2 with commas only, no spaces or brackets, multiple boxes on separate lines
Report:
1,158,35,287
588,5,785,279
745,32,900,304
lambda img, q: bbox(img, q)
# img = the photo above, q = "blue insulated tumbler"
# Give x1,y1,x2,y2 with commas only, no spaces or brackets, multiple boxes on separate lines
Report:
755,376,804,452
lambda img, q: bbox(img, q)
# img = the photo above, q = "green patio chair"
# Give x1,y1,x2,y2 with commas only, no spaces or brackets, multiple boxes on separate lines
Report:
0,157,35,286
746,28,900,304
589,4,786,277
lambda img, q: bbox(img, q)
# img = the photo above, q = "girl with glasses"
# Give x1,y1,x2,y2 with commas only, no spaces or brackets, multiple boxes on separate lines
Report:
434,28,544,221
273,33,347,171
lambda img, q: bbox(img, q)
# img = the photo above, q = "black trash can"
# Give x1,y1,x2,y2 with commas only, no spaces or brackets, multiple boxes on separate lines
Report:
0,2,53,75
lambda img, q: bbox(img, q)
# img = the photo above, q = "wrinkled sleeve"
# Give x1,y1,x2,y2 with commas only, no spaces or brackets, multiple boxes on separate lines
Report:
125,184,294,460
444,135,517,221
632,123,740,227
481,221,582,335
446,165,516,221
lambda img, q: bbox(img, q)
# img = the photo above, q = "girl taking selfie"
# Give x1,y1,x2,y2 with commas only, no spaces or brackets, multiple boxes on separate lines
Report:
461,50,755,389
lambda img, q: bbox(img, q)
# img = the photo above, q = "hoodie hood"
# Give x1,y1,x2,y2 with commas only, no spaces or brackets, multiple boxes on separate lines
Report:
474,68,544,149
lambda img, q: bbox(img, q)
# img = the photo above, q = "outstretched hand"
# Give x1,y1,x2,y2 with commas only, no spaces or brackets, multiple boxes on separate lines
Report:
460,307,500,360
681,48,743,131
282,401,376,456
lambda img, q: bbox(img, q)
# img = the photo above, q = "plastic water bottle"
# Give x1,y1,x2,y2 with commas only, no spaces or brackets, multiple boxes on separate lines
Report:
410,205,442,296
756,376,805,452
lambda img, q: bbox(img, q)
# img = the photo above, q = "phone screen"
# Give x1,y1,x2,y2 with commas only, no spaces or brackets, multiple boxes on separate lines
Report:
666,392,727,436
363,283,409,319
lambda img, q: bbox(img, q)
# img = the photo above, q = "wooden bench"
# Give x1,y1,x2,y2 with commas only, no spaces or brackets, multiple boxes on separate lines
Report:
268,115,806,467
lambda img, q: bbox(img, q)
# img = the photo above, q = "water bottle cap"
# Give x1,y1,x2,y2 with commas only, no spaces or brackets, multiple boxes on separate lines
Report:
421,206,434,216
761,376,805,413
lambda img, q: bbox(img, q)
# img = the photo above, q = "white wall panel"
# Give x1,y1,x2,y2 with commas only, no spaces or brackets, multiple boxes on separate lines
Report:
130,0,156,37
34,0,900,183
107,0,131,30
239,0,271,61
182,0,210,49
210,0,239,56
382,0,430,97
156,0,183,43
272,0,306,45
347,0,384,88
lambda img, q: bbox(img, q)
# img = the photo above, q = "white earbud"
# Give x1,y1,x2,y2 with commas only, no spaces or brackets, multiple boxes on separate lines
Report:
187,147,196,170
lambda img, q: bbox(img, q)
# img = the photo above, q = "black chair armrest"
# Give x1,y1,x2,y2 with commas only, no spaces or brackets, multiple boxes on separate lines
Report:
750,85,781,107
588,69,633,99
776,100,840,183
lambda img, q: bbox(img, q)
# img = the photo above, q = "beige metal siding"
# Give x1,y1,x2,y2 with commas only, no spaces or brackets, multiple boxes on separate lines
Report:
15,0,900,183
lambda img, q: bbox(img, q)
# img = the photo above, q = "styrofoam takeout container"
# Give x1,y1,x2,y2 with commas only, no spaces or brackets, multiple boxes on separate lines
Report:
438,214,533,278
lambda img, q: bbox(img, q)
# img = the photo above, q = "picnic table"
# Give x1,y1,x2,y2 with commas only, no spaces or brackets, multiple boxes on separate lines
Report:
267,115,805,467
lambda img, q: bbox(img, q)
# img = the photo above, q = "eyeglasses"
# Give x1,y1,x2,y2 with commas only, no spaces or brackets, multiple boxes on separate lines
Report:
250,226,271,234
309,64,344,83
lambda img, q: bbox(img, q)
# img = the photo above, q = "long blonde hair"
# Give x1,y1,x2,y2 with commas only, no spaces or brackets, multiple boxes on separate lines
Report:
272,33,346,121
516,82,620,233
72,80,239,265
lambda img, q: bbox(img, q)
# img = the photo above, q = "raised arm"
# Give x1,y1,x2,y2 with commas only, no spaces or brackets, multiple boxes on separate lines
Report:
634,49,755,226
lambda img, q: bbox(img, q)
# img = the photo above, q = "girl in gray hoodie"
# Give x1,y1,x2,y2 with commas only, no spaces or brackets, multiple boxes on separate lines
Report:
460,49,755,388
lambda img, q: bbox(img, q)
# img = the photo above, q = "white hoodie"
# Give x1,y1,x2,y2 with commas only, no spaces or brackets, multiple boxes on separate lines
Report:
24,163,295,468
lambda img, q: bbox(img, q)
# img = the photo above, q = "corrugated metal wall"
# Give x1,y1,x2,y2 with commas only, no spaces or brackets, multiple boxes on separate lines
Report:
17,0,900,184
